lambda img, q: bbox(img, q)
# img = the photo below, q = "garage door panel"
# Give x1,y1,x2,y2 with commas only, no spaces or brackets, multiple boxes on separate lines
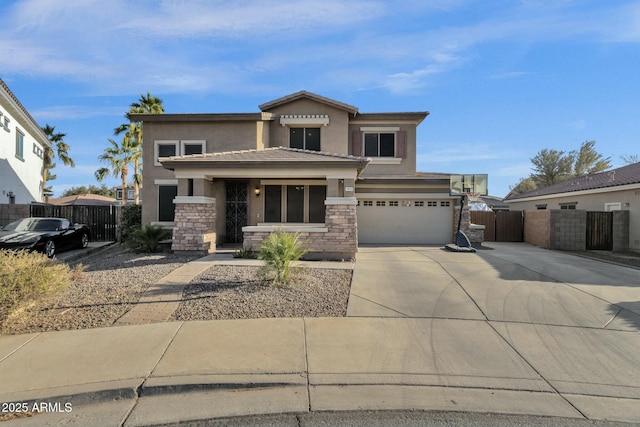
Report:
357,200,453,244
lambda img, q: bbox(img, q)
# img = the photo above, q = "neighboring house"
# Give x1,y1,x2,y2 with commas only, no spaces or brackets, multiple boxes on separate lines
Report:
0,79,49,204
478,195,509,211
135,91,463,259
114,184,140,204
505,162,640,252
49,194,119,206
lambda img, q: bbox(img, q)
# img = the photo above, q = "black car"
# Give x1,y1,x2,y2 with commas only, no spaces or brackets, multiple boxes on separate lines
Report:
0,217,90,258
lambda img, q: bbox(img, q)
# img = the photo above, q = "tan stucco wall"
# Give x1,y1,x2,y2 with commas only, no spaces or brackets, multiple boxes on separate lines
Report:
142,120,264,224
508,187,640,251
349,123,418,176
264,99,351,154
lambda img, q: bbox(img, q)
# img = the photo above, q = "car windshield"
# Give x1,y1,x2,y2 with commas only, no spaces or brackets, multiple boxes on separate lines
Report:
2,218,62,232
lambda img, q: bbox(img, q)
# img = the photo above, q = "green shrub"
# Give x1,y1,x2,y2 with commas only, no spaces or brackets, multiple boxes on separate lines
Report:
233,247,258,259
119,204,142,242
258,229,310,286
127,224,172,253
0,250,81,321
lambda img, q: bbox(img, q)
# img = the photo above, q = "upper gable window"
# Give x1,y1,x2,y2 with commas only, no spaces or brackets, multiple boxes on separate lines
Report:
290,128,320,151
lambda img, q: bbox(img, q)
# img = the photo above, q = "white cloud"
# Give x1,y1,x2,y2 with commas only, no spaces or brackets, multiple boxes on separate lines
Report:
31,105,125,121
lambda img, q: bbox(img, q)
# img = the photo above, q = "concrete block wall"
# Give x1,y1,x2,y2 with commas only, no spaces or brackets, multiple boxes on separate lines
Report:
0,204,30,226
612,210,630,252
524,210,551,248
550,210,586,251
172,200,217,254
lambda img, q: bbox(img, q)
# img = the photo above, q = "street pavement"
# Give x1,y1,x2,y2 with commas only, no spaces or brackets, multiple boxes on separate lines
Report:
1,242,639,426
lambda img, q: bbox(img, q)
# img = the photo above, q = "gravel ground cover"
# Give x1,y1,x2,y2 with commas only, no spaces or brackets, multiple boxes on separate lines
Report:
171,265,352,320
1,245,198,335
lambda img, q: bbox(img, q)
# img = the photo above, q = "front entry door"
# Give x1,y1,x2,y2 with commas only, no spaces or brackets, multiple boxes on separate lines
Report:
225,181,248,244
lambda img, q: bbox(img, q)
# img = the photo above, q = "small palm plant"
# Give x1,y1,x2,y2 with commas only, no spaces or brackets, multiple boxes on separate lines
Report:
128,224,171,253
258,229,310,286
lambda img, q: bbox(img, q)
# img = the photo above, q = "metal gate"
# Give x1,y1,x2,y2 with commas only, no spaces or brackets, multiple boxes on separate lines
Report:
30,204,120,242
587,211,613,250
225,181,248,244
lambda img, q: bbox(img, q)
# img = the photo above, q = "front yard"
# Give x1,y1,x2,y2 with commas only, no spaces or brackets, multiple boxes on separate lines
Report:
0,245,353,335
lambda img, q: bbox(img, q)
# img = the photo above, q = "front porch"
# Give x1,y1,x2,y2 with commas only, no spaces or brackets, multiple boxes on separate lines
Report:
161,147,368,260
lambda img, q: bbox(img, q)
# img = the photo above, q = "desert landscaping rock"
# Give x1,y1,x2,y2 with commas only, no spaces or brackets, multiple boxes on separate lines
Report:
1,247,353,335
171,265,352,320
1,245,199,335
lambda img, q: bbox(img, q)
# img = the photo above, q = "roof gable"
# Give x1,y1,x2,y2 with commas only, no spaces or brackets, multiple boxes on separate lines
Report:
506,162,640,200
259,91,359,115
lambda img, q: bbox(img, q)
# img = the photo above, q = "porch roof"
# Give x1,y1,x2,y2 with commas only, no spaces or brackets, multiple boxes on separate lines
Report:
161,146,370,175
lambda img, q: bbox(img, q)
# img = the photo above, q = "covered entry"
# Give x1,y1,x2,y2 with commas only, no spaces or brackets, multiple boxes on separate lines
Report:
357,198,453,244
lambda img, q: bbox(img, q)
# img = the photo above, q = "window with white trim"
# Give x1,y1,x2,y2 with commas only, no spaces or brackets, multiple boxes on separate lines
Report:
559,202,577,210
415,201,425,207
289,128,320,151
364,132,395,157
376,200,386,207
363,200,373,206
427,201,437,207
441,201,450,207
181,140,206,155
154,141,178,166
389,201,399,207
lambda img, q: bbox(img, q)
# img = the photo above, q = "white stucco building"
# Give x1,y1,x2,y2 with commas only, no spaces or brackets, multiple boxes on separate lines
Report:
0,79,49,204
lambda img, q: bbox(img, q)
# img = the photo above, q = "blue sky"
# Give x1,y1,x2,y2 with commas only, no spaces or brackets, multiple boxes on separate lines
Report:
2,0,639,198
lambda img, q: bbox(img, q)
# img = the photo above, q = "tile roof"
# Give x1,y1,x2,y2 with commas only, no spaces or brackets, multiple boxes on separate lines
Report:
162,146,369,164
259,90,359,114
506,162,640,200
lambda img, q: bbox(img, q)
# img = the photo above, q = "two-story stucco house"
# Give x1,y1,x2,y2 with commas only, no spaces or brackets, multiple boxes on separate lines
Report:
135,91,458,259
0,79,49,204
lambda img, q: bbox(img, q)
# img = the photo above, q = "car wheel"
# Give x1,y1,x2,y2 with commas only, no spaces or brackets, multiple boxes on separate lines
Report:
45,240,56,258
80,233,89,249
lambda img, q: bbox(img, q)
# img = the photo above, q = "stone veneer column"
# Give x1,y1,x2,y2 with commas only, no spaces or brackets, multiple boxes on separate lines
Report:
171,196,216,254
452,197,484,244
323,199,358,257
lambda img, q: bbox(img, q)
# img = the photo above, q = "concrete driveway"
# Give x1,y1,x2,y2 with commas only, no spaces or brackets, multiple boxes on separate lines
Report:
345,243,640,421
348,242,640,329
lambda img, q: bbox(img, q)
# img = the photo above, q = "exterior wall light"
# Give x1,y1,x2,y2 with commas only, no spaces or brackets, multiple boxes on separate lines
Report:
254,187,261,197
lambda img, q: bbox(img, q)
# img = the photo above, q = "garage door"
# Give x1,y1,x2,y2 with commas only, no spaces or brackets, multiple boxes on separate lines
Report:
357,199,453,244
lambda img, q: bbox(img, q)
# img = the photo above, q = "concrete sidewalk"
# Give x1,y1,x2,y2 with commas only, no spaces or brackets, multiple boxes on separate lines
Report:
1,243,639,426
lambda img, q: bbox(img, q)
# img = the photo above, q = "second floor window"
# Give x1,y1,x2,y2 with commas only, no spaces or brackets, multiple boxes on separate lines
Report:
16,129,24,160
364,132,395,157
290,128,320,151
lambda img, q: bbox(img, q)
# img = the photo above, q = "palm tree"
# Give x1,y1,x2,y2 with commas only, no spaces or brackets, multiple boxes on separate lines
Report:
95,135,140,205
114,93,164,204
42,125,75,200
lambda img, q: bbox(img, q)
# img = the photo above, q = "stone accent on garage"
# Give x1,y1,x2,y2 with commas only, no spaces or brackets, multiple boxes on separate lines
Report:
242,198,358,260
171,196,217,254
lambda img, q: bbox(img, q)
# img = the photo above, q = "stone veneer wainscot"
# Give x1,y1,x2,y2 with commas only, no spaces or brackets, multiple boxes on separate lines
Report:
242,198,358,260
